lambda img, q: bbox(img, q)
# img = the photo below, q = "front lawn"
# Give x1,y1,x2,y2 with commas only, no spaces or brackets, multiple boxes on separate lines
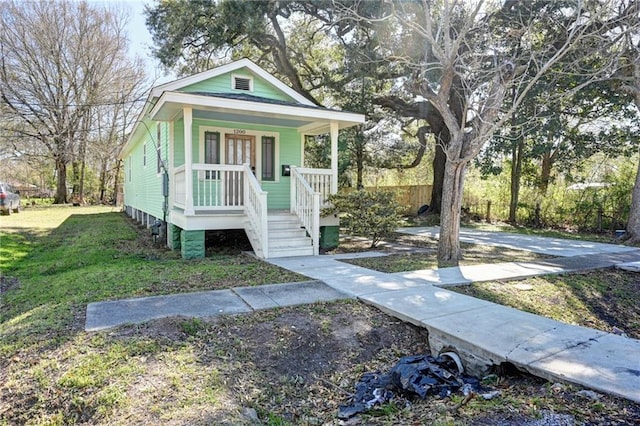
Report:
1,206,307,357
1,208,638,425
450,269,640,340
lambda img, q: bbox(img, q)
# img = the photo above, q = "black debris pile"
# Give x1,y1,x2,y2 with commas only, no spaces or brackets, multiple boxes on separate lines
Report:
338,354,483,420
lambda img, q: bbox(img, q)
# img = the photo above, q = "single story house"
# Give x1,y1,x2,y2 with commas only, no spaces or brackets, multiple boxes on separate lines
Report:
119,59,365,259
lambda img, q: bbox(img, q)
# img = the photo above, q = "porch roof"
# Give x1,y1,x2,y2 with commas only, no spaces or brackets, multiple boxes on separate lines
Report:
149,90,365,135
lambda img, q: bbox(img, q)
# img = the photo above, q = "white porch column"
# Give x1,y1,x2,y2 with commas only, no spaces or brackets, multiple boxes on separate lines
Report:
168,122,174,209
330,121,339,194
183,107,194,215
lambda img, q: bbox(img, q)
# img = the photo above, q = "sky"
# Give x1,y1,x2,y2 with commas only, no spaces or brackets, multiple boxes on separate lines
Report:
87,0,173,82
120,0,155,63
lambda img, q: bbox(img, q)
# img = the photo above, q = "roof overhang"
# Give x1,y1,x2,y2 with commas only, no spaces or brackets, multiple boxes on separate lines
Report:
150,91,364,134
119,89,365,160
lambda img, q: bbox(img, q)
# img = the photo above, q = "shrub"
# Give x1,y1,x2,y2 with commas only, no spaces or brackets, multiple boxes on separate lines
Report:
325,189,404,248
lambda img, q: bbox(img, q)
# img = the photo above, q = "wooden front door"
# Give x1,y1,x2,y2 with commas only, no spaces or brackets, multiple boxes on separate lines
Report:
224,134,255,204
225,134,255,168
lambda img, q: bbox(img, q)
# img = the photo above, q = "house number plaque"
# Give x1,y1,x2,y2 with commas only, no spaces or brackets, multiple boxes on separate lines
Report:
233,129,247,135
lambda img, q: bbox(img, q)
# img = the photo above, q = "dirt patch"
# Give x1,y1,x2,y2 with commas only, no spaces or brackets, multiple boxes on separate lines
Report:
214,307,429,380
0,275,20,295
102,302,639,425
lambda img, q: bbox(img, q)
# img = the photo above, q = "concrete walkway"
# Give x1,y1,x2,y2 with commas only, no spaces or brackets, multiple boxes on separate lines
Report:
85,280,347,331
85,227,640,403
267,229,640,403
398,226,639,257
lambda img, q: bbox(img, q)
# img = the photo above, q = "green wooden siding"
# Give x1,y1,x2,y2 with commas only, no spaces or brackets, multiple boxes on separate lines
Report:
126,115,302,216
183,119,301,209
173,119,185,167
123,120,168,220
181,68,296,103
125,63,314,223
262,127,300,209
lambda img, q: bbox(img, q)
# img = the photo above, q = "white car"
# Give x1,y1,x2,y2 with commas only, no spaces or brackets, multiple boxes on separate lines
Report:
0,182,21,214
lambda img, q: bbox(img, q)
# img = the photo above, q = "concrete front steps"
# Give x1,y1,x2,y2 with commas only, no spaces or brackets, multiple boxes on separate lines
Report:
267,212,314,258
246,211,313,258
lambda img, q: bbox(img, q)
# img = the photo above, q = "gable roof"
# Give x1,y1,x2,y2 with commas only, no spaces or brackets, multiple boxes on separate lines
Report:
119,59,365,159
150,58,316,107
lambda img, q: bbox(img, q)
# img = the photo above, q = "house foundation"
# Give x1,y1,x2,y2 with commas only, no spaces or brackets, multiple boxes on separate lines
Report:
180,229,205,259
320,225,339,250
168,224,181,250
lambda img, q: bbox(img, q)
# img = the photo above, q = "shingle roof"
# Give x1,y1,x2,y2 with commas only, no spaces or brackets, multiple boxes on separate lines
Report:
187,91,337,112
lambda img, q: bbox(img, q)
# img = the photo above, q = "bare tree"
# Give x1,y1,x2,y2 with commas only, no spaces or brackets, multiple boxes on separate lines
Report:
92,75,147,203
377,0,637,266
621,37,640,243
0,0,146,203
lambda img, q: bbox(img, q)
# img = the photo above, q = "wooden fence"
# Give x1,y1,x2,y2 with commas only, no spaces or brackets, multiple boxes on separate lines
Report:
342,185,432,215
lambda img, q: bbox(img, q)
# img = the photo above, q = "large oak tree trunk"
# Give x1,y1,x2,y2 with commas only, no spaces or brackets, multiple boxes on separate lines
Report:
438,159,468,267
429,143,446,214
539,151,554,195
54,156,68,204
626,155,640,243
425,119,452,216
623,76,640,243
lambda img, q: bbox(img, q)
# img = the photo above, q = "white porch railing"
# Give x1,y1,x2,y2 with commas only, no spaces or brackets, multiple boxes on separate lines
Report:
243,164,269,258
174,165,186,208
290,166,322,256
173,164,245,210
173,163,332,259
297,167,333,206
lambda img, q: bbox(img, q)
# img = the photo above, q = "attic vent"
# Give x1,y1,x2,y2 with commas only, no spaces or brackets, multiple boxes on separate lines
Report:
233,76,252,91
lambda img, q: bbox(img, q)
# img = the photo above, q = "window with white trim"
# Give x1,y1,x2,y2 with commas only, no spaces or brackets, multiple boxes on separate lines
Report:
204,131,220,179
261,136,275,181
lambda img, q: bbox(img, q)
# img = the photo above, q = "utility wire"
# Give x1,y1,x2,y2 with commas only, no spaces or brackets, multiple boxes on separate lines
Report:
1,97,147,108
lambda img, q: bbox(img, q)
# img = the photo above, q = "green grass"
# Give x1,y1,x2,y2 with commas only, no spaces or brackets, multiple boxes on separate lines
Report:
341,243,549,273
1,207,306,352
450,269,640,339
0,206,310,424
0,232,32,270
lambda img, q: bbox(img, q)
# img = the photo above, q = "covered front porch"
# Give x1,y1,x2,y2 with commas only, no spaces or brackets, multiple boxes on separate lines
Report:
147,83,363,259
170,162,335,258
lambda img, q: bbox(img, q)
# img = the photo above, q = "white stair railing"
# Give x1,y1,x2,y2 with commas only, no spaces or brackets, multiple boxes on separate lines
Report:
243,163,269,258
290,166,320,256
296,168,333,206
